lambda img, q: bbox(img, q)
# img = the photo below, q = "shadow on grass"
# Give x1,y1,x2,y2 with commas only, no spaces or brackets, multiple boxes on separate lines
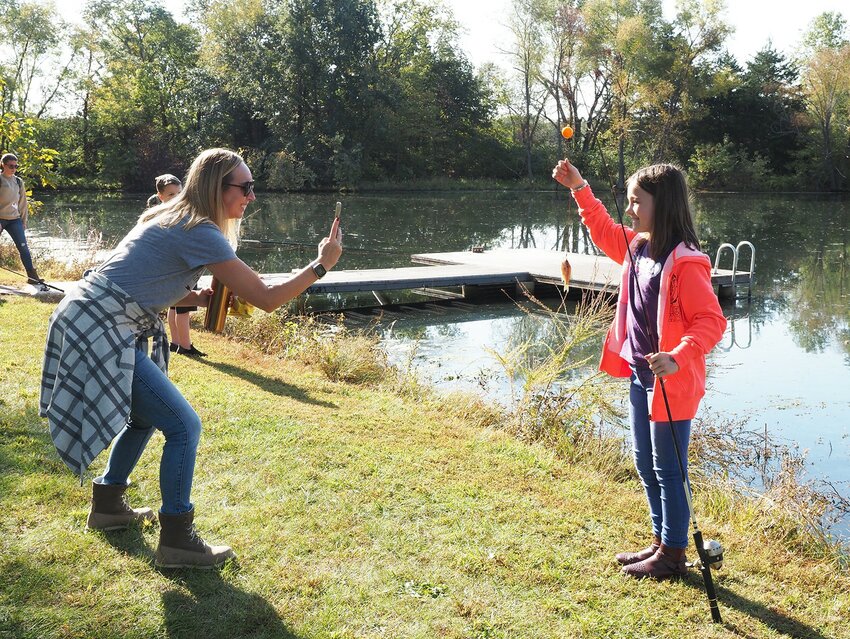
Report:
683,574,832,638
189,357,336,408
100,527,302,639
159,568,301,639
0,406,66,476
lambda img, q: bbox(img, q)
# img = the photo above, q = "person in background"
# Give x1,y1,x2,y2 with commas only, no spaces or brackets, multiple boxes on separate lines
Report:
0,153,48,292
41,148,342,568
147,174,203,356
146,173,182,209
552,158,726,580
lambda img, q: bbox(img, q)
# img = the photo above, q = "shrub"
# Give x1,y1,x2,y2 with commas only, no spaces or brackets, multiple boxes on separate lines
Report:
489,288,629,476
688,136,780,190
223,310,390,385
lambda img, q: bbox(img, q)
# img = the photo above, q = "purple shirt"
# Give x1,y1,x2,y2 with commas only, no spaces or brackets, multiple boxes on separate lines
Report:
620,241,672,386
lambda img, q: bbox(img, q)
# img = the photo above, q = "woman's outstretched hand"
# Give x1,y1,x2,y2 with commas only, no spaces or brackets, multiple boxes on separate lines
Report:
552,158,586,190
317,215,343,270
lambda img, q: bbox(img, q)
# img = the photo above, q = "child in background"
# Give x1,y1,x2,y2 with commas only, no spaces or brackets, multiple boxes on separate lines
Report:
552,158,726,580
146,174,182,208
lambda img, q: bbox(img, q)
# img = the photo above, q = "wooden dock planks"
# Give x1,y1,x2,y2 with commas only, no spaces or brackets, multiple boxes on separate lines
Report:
412,248,749,290
193,248,750,296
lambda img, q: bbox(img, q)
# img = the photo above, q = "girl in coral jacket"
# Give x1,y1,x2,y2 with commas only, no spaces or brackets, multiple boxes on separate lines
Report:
552,159,727,580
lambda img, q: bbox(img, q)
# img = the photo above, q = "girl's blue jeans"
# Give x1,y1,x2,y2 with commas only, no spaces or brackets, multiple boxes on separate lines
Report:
99,348,201,514
629,373,691,549
0,217,37,277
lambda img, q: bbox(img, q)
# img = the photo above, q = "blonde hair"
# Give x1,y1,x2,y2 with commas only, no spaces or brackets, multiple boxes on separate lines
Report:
139,148,243,246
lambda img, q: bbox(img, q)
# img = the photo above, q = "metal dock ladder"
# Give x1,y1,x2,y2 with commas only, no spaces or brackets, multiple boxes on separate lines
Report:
713,241,755,300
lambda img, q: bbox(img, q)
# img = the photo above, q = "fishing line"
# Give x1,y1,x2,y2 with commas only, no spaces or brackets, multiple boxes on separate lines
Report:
569,89,723,622
0,264,65,293
241,238,410,256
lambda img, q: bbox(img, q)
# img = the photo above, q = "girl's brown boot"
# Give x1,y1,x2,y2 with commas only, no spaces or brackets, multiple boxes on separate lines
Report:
615,535,661,565
621,544,688,580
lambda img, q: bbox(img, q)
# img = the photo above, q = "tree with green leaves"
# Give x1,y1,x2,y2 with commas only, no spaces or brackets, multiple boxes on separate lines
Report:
690,44,805,186
200,0,383,187
0,1,78,119
579,0,666,191
799,12,849,191
80,0,201,187
642,0,730,163
0,93,60,214
506,0,549,182
373,0,498,179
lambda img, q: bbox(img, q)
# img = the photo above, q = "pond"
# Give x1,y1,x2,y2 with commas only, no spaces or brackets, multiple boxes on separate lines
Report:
25,187,850,538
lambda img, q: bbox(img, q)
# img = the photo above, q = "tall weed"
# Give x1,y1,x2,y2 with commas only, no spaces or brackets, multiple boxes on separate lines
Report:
0,216,104,283
489,288,629,476
223,310,390,385
691,413,849,561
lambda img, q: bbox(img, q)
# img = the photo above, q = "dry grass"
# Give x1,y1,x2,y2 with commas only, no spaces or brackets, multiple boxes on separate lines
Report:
0,227,103,285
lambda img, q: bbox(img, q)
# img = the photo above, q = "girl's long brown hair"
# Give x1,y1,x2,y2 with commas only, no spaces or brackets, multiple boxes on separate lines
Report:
629,164,700,259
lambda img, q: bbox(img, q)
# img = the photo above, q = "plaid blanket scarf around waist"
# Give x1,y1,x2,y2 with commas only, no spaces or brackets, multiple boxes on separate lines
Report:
39,270,169,479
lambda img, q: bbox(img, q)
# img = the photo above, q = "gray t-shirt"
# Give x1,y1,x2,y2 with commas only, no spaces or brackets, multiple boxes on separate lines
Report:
96,216,237,313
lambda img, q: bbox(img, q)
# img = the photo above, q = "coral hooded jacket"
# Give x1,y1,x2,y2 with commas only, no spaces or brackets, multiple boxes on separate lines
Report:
573,186,727,421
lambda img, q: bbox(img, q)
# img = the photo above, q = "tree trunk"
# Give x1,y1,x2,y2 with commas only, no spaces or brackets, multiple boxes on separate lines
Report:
617,135,626,212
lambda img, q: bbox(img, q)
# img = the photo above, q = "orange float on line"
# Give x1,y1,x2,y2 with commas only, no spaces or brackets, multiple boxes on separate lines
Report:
561,126,574,139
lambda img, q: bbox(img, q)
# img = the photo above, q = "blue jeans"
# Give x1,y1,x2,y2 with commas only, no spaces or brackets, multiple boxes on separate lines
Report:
99,348,201,514
0,217,37,277
629,374,691,549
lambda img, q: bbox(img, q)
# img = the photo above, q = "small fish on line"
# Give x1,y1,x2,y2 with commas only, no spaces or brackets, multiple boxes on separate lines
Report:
560,258,572,293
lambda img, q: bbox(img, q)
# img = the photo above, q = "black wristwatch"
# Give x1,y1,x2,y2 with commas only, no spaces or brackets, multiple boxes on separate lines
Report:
311,262,327,279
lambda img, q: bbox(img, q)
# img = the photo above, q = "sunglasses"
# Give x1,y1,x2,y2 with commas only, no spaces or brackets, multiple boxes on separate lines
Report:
223,180,255,196
5,164,18,169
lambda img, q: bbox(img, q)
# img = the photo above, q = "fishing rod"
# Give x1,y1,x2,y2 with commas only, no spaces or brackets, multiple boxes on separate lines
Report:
571,126,724,623
0,264,65,293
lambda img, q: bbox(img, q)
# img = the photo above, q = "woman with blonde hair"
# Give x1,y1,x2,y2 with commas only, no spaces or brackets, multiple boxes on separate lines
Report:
40,148,342,568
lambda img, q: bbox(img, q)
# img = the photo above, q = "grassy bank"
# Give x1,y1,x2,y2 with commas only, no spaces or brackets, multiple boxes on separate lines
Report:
1,295,849,639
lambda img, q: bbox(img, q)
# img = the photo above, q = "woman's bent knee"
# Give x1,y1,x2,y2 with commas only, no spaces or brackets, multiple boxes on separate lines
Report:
161,408,202,449
183,410,202,449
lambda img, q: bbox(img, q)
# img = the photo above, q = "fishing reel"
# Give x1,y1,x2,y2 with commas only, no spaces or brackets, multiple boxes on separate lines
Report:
693,539,724,571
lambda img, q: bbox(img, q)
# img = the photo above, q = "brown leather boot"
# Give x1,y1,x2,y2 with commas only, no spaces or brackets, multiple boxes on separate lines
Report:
86,481,156,531
621,544,688,580
155,508,235,569
615,535,661,565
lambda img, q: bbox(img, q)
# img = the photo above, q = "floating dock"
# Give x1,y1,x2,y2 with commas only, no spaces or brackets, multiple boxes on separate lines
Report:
251,248,750,299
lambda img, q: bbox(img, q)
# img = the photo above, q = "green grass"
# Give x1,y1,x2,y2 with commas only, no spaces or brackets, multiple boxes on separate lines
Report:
1,296,849,639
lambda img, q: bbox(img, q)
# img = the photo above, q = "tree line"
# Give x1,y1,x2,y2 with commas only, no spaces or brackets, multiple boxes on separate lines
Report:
1,0,848,192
